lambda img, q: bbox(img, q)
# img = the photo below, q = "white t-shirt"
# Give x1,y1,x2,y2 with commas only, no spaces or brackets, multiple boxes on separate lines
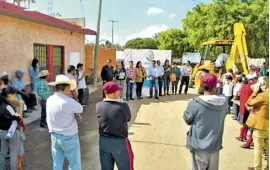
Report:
233,83,242,96
78,71,87,89
222,82,234,97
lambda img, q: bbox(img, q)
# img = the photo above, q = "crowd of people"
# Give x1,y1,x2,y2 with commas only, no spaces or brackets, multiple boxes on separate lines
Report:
0,56,269,170
184,62,269,170
0,59,88,170
101,59,193,100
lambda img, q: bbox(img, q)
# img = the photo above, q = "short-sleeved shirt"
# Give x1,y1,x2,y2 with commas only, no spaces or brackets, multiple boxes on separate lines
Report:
148,66,159,78
77,71,87,89
46,93,83,136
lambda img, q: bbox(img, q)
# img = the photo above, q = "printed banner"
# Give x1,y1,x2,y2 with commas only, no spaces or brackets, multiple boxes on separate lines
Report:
124,49,172,97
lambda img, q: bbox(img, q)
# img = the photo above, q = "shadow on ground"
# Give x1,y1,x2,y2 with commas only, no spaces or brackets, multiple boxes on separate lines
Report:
21,87,198,170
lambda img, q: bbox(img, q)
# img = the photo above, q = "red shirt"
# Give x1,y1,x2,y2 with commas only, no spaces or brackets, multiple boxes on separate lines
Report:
239,82,255,115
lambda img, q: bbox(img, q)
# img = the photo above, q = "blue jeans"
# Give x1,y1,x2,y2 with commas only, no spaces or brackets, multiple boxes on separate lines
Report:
150,78,158,97
51,133,81,170
163,76,170,93
233,103,239,119
126,82,134,100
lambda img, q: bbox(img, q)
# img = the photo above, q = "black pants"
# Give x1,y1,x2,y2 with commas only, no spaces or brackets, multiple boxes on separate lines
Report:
158,77,163,95
40,99,47,127
136,82,143,97
78,88,89,105
179,76,190,94
21,92,37,108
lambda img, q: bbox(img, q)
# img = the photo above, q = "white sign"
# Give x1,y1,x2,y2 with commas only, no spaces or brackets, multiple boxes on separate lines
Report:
124,49,172,71
69,52,80,66
123,49,172,97
182,52,201,65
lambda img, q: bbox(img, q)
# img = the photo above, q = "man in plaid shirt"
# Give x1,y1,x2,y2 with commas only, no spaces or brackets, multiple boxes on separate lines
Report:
37,70,50,128
126,61,136,100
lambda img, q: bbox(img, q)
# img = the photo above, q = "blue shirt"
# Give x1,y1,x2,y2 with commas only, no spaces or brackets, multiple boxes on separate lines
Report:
12,77,25,100
148,66,159,78
173,67,181,78
29,66,39,79
12,77,25,90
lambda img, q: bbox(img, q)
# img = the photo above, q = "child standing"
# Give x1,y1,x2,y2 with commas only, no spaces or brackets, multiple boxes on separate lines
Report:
222,75,234,113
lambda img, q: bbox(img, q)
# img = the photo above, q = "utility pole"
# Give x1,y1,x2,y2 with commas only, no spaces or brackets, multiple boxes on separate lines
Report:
108,20,118,46
93,0,103,87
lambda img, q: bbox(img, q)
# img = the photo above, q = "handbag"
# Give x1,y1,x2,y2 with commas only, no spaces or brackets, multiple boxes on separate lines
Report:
170,73,176,82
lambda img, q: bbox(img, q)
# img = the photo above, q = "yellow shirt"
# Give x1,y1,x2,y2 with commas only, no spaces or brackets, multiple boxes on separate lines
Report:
135,67,145,82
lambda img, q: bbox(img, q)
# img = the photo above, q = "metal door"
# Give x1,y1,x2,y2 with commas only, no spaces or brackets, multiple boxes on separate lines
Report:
52,46,64,80
33,44,48,70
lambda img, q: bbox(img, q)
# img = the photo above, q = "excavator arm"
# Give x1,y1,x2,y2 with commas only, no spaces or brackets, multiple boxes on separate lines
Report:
226,23,249,75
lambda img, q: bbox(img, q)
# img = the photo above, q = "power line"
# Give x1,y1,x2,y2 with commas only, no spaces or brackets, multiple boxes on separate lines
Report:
108,20,118,46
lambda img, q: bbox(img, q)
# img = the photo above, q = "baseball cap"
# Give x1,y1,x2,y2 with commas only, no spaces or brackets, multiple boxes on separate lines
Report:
201,74,218,89
103,81,123,94
15,70,24,75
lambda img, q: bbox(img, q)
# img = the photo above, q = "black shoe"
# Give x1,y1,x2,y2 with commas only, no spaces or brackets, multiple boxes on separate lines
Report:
167,93,170,96
40,125,48,129
23,113,28,118
139,97,143,99
155,96,159,99
159,94,163,96
137,97,140,100
148,96,153,98
130,98,135,100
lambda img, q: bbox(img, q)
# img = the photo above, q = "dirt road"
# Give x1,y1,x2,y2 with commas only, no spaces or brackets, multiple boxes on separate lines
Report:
128,88,258,170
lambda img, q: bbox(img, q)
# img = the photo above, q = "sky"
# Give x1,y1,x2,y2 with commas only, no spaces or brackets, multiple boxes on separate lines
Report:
7,0,212,45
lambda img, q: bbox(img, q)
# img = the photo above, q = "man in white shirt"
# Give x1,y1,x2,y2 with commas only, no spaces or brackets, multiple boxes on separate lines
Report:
148,60,159,99
66,65,79,101
179,61,192,95
47,75,83,170
157,60,164,96
77,63,88,106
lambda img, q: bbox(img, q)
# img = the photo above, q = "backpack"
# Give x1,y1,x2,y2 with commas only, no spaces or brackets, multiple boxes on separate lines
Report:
0,96,20,130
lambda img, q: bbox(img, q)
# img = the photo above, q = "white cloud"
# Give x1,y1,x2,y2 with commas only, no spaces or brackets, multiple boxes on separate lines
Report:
126,24,169,40
86,25,170,46
168,13,178,18
146,7,165,16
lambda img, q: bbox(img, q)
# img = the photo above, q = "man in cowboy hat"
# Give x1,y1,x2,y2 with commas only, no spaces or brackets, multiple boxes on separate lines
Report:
47,74,83,170
36,70,50,128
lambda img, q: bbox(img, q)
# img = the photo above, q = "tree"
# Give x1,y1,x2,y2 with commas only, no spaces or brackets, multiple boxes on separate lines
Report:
182,0,269,58
125,38,158,49
157,29,194,58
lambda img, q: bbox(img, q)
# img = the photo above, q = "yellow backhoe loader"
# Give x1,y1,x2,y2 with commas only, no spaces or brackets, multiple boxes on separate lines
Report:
190,22,249,93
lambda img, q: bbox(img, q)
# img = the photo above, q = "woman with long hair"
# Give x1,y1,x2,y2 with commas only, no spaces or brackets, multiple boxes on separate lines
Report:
29,58,39,92
135,61,146,99
114,61,126,99
163,60,172,95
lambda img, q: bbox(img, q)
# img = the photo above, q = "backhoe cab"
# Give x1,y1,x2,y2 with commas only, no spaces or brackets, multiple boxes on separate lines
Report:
190,23,249,93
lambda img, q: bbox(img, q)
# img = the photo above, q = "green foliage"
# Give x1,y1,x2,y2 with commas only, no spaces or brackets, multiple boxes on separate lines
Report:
183,0,269,58
125,38,158,49
157,29,194,58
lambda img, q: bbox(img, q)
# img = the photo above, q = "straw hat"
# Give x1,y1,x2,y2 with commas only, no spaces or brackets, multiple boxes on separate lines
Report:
39,70,50,77
0,71,8,78
48,75,77,90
